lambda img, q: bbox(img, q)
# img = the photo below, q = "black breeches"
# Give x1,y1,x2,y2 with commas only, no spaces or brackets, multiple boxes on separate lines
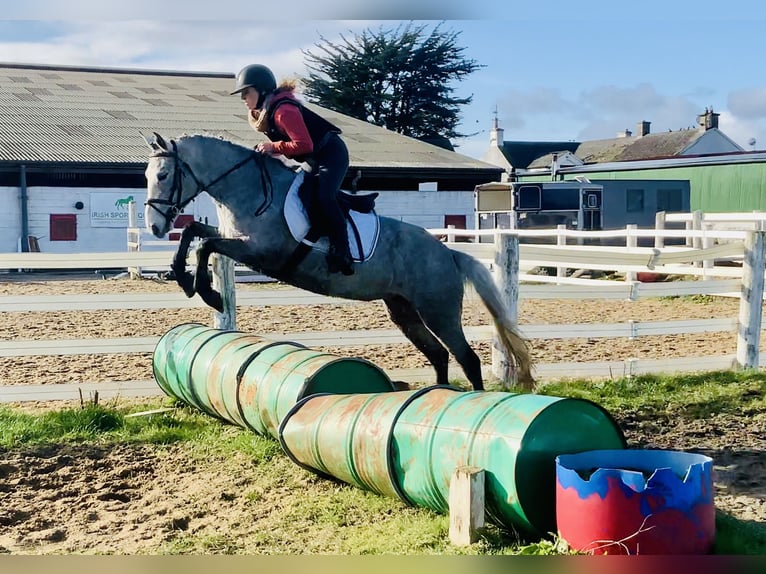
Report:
314,133,349,243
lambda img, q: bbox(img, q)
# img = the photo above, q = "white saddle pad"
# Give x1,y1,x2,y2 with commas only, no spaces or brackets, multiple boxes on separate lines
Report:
283,170,380,262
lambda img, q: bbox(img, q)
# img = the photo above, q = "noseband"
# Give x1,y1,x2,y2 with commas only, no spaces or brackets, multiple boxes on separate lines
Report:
146,140,272,227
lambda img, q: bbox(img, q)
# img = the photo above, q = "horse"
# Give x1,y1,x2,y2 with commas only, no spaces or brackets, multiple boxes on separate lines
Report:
143,132,534,391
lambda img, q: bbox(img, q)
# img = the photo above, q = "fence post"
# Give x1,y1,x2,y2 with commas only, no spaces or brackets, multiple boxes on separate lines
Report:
702,225,713,280
211,253,237,331
625,224,637,283
556,224,567,279
492,232,520,385
654,211,666,249
692,210,703,251
736,231,765,370
127,201,141,279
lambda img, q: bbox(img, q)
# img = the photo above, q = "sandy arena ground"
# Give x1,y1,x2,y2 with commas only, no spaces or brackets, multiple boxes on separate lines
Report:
0,272,763,553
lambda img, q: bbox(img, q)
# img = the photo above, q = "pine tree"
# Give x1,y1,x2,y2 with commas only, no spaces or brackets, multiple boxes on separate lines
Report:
302,22,482,145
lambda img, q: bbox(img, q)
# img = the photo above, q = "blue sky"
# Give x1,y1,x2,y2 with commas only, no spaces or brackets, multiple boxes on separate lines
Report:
2,1,766,161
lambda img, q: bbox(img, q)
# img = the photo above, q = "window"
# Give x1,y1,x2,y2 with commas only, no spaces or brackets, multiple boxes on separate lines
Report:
626,188,644,213
444,214,466,229
657,189,684,212
541,187,579,210
444,215,469,242
516,185,542,210
174,214,194,229
50,214,77,241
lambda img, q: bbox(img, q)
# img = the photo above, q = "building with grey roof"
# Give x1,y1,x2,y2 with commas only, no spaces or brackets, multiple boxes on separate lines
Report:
0,63,502,254
0,62,501,190
479,110,766,213
482,109,743,177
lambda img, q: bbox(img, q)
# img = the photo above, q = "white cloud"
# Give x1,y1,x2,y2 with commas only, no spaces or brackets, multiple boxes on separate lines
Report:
718,111,766,151
0,21,377,76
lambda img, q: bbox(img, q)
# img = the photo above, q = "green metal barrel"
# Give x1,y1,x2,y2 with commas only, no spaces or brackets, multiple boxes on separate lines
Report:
240,346,395,439
187,333,288,427
278,390,450,499
278,385,626,537
152,323,236,416
152,323,395,439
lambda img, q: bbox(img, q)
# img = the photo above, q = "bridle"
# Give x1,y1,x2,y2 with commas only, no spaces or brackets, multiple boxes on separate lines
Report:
146,139,273,227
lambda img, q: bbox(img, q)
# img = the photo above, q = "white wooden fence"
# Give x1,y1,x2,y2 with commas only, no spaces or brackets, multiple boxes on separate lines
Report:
1,220,765,402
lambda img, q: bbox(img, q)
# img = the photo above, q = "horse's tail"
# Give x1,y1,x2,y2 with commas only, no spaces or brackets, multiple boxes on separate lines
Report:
451,249,535,390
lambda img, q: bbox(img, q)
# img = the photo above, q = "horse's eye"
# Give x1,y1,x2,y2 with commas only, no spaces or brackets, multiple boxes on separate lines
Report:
157,171,169,181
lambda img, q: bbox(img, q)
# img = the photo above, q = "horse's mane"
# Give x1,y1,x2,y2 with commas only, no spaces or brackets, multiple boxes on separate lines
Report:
176,133,299,174
176,132,251,153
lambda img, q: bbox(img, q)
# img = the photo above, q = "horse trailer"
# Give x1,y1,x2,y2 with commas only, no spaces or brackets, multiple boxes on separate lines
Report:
475,178,690,244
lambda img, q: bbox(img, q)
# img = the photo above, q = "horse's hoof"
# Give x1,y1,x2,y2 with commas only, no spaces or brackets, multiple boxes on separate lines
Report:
176,272,196,297
207,292,224,313
391,380,411,391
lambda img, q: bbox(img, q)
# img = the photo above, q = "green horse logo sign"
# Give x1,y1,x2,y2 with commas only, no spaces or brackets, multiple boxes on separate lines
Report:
90,192,145,227
114,195,135,209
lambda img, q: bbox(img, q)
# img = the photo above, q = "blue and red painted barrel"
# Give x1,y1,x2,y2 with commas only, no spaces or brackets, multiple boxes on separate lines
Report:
556,449,715,555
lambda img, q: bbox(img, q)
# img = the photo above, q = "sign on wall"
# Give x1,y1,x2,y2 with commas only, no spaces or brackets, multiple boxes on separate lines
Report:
90,191,147,227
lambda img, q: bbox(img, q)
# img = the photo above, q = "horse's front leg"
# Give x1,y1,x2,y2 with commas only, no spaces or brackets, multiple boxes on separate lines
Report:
172,221,219,298
193,237,256,312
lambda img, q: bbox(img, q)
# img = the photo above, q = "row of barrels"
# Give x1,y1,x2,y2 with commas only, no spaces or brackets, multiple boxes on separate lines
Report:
152,322,627,538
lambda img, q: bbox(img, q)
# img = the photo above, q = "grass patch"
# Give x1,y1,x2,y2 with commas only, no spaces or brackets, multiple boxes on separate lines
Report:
538,369,766,417
2,371,765,555
0,400,213,449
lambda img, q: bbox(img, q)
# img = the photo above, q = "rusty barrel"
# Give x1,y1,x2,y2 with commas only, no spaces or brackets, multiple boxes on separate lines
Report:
153,323,395,438
278,386,627,537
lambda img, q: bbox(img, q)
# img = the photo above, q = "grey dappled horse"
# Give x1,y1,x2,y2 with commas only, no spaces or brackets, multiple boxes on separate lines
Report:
143,133,534,391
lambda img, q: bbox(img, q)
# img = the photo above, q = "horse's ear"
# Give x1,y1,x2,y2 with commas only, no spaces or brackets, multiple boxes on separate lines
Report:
140,130,159,151
153,132,169,150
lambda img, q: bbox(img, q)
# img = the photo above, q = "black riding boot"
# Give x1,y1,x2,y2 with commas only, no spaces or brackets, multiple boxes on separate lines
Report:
327,233,354,276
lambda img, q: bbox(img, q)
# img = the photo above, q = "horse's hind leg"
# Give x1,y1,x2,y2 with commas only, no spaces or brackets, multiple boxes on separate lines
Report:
413,292,484,391
384,296,450,386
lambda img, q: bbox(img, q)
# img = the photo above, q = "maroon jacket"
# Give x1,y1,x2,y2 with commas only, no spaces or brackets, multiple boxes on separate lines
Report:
250,90,342,163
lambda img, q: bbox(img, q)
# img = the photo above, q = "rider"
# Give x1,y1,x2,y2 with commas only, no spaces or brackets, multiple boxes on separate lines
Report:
231,64,354,276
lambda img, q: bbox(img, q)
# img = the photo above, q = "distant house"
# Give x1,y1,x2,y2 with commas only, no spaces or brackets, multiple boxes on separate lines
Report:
481,110,766,213
482,109,743,178
0,63,502,254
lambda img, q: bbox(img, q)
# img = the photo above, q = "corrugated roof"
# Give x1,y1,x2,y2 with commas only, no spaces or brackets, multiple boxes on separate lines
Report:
522,129,707,169
0,62,500,174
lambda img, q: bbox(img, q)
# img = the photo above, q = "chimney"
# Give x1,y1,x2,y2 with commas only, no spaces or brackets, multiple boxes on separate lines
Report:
637,120,651,137
489,114,504,146
616,129,633,138
550,153,559,181
697,107,720,130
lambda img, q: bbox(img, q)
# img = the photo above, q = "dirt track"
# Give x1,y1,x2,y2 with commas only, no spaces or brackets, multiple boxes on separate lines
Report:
0,273,764,553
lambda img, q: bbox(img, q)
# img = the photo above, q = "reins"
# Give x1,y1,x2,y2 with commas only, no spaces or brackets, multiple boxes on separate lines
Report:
146,139,274,225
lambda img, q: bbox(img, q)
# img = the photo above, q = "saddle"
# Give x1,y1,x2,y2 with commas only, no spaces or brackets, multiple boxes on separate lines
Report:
281,170,380,275
297,171,377,220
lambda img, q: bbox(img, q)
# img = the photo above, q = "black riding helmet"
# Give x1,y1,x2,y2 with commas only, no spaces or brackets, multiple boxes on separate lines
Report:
231,64,277,109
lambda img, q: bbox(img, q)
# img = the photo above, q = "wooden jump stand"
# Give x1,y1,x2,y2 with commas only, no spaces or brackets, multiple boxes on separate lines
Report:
449,466,486,546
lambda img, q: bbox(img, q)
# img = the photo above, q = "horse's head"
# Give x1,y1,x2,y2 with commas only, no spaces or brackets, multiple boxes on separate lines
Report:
143,132,203,237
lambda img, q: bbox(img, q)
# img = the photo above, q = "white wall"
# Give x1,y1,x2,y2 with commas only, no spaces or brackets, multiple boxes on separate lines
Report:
0,186,218,254
0,186,473,254
373,190,476,229
0,187,22,252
